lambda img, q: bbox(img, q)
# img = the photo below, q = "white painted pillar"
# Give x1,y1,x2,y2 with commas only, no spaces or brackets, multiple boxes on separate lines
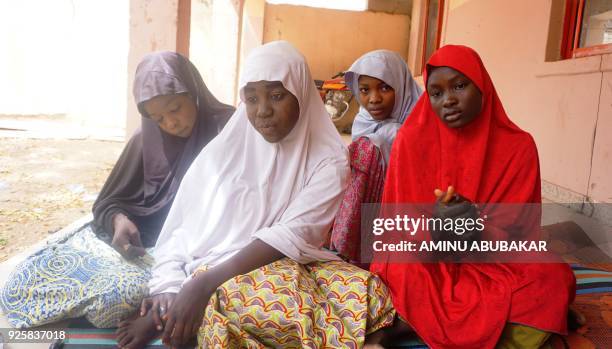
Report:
190,0,245,106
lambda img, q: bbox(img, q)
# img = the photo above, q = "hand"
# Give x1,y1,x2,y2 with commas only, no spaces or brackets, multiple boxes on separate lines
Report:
111,213,146,259
162,273,215,348
140,293,177,331
433,186,476,220
432,186,480,242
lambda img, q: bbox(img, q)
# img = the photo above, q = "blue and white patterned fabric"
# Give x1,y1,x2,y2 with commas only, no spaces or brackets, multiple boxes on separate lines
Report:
0,224,153,328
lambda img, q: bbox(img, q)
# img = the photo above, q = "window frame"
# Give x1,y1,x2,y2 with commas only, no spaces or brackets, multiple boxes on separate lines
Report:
561,0,612,59
420,0,446,69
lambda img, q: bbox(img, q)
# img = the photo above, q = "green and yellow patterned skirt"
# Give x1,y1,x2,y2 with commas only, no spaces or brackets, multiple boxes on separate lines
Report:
197,258,395,349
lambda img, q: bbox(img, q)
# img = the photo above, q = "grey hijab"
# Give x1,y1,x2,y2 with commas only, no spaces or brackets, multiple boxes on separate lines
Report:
92,51,234,244
345,50,423,164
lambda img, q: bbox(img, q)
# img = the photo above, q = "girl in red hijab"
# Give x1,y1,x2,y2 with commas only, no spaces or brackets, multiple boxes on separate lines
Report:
367,45,575,348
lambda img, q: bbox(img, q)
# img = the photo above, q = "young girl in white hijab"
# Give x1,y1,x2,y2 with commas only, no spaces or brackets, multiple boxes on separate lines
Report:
331,50,423,263
117,41,395,349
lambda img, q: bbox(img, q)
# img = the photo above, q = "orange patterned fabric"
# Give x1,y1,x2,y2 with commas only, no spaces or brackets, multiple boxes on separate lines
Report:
196,258,395,348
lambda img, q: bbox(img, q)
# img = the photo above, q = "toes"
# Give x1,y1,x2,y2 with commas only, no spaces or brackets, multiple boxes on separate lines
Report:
116,325,129,335
118,333,132,348
124,336,143,349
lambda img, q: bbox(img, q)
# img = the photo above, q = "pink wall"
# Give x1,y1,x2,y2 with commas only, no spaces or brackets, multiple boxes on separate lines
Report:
441,0,612,203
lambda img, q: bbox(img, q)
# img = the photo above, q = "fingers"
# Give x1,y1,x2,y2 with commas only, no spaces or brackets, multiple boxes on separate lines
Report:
140,297,152,317
111,235,130,259
162,311,176,345
171,318,185,347
166,294,175,312
190,321,201,340
175,318,190,347
434,186,455,204
443,186,455,203
126,245,146,259
129,229,144,248
151,298,163,331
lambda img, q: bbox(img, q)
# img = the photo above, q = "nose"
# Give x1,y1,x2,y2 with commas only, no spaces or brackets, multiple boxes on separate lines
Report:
163,116,178,130
368,90,382,105
256,100,273,118
442,92,458,108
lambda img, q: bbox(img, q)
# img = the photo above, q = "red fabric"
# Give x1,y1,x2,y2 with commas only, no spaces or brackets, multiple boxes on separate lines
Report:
331,137,385,262
370,45,576,348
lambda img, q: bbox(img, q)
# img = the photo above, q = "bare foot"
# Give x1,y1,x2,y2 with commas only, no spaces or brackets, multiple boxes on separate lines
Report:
568,306,586,330
363,345,385,349
116,311,161,349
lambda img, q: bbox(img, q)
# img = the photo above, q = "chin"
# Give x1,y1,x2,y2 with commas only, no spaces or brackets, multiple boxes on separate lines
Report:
261,133,282,143
374,116,390,121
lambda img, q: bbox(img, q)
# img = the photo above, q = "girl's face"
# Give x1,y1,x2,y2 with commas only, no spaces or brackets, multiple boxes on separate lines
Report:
358,75,396,121
426,66,482,128
142,94,197,137
244,81,300,143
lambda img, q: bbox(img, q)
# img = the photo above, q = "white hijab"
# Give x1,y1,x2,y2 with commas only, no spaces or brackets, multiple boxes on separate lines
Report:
149,41,348,295
346,50,422,164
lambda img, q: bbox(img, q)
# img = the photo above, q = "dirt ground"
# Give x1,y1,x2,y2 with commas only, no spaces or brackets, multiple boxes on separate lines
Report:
0,137,124,262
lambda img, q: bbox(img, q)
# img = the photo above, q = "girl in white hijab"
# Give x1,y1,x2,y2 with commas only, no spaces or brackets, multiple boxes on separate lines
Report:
331,50,423,263
117,41,395,349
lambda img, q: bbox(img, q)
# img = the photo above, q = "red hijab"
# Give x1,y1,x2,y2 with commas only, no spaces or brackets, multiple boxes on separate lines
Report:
383,44,541,207
371,45,574,348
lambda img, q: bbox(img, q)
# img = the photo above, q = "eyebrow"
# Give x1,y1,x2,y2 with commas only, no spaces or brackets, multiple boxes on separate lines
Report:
428,71,467,87
244,81,284,93
164,95,180,108
145,96,179,117
266,81,284,89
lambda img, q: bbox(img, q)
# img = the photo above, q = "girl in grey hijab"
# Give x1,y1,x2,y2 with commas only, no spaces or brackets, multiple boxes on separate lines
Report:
0,52,235,331
331,50,422,263
345,49,422,164
93,51,234,256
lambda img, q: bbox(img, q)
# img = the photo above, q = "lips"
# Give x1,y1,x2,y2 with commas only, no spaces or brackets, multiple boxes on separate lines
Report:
444,110,462,122
368,108,386,117
258,124,276,132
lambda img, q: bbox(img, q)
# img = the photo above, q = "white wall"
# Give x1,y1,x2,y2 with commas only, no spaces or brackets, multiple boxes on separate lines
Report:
0,0,128,130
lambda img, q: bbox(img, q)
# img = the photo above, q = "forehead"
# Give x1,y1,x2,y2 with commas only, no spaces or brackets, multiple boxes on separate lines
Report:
358,75,386,86
142,94,183,114
426,66,468,86
244,80,284,92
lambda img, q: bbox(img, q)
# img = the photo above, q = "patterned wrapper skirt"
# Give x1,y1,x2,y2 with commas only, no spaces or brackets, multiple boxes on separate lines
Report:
331,137,385,263
0,226,152,328
197,258,395,349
